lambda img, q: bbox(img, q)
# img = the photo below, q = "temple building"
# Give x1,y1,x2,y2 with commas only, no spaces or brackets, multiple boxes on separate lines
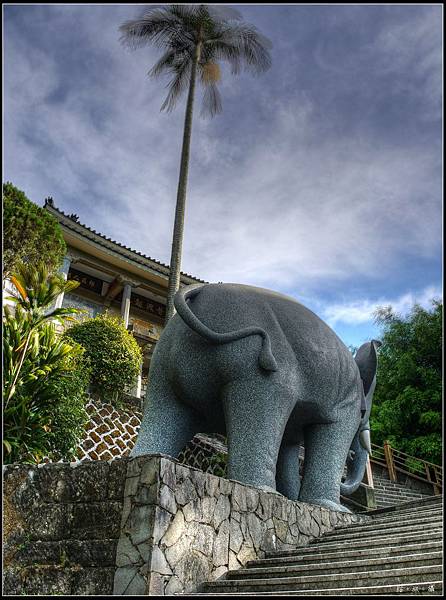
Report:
43,198,206,399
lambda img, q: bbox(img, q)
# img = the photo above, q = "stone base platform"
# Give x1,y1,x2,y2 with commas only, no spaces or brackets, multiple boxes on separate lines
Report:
114,455,365,595
3,456,366,596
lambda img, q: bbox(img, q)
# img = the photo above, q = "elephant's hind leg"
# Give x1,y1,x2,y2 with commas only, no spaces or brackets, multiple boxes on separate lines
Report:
299,418,358,512
223,379,293,492
276,442,301,500
131,376,203,459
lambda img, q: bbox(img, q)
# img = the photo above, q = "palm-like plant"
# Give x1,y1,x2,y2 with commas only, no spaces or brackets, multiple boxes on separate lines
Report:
120,4,272,321
3,262,82,406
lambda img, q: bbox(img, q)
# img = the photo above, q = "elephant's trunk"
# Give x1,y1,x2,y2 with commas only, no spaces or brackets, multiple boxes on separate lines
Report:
340,424,371,496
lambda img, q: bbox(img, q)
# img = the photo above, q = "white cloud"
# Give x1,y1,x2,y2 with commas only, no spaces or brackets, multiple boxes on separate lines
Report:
4,5,442,299
323,285,442,326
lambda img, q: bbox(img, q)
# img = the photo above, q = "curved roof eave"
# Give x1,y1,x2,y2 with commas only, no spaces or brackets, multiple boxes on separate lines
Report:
44,200,207,285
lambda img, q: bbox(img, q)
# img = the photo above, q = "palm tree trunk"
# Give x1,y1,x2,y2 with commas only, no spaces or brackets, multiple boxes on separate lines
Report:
165,41,202,323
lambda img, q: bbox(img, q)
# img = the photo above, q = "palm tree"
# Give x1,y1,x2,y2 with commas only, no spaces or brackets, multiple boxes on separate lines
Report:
119,4,272,322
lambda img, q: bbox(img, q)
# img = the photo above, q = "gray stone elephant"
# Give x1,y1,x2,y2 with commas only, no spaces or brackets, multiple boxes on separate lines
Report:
132,283,379,512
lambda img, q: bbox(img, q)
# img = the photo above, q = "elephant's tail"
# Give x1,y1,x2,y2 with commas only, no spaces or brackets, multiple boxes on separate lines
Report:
340,424,371,496
173,284,278,372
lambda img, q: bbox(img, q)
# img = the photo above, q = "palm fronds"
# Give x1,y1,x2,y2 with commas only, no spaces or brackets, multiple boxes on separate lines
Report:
120,3,272,117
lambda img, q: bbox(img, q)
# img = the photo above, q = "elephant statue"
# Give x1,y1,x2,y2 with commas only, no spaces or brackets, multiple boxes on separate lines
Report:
132,283,380,512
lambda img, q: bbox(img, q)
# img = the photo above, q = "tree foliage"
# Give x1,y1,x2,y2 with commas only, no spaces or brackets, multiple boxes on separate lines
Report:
371,299,442,465
3,262,90,464
2,182,66,278
120,4,272,117
64,313,143,405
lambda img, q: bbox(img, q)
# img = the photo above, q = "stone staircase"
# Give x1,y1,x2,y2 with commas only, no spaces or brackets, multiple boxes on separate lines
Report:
373,475,431,508
194,495,443,595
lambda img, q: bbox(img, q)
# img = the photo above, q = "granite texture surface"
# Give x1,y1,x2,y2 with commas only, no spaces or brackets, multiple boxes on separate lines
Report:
133,283,379,512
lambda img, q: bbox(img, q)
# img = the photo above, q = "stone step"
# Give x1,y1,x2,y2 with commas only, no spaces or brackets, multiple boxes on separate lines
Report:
249,541,443,569
265,529,443,558
373,482,430,491
202,565,443,593
353,513,443,529
2,564,115,596
374,487,428,495
191,581,444,595
375,499,429,509
365,495,442,515
375,492,440,503
375,493,428,501
330,514,443,535
313,523,442,543
228,552,442,580
374,492,427,500
5,538,118,567
367,507,443,524
374,495,424,502
373,478,434,487
369,502,443,516
369,502,442,516
373,481,428,488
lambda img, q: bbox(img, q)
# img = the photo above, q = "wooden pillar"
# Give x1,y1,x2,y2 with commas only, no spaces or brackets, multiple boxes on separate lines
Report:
365,455,374,488
384,441,397,481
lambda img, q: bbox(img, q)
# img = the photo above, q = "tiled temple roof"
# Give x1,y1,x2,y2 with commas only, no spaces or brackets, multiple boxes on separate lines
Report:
44,198,206,284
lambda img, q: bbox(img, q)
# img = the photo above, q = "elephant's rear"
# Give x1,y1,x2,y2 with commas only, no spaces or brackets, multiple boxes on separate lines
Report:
185,283,352,371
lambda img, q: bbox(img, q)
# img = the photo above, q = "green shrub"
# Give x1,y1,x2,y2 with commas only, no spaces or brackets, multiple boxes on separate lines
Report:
3,182,66,278
64,312,143,404
42,346,92,461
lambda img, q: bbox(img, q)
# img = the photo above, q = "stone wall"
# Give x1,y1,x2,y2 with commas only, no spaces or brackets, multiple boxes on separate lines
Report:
4,456,367,596
3,459,128,595
114,455,366,596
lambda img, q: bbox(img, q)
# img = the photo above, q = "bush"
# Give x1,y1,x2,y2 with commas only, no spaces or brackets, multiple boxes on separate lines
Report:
64,312,143,404
3,182,66,278
3,262,89,464
42,346,92,461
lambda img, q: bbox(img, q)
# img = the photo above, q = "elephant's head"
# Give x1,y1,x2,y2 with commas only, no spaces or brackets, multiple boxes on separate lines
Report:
340,339,381,496
355,339,381,452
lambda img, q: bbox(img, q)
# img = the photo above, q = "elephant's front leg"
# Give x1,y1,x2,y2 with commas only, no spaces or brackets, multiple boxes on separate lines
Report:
223,379,293,492
299,417,358,512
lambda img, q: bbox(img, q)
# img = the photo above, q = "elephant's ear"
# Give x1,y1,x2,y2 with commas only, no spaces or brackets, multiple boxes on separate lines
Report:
355,340,381,396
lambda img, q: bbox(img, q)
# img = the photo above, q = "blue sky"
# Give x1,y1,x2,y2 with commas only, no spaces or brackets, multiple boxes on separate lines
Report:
4,4,442,348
